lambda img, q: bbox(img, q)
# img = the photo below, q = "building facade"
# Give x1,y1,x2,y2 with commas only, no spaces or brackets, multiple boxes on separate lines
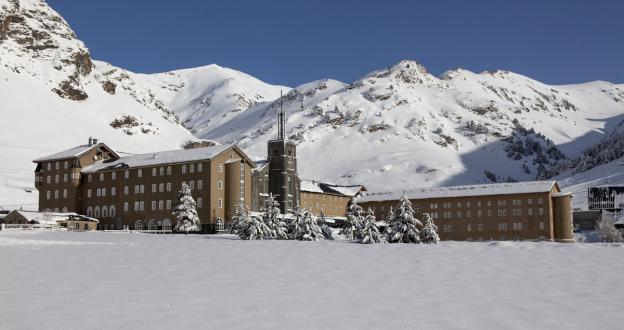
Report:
358,180,574,242
33,139,255,232
300,180,366,217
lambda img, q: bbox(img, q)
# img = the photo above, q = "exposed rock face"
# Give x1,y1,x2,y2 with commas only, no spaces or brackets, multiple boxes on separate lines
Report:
101,80,116,95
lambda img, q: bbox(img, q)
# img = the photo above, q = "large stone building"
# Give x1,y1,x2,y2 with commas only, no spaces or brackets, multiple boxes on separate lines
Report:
358,180,574,242
33,138,255,232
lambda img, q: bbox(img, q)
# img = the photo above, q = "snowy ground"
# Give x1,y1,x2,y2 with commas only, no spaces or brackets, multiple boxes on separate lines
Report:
1,231,622,329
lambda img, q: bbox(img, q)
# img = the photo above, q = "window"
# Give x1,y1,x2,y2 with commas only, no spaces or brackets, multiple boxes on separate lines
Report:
217,181,223,189
477,210,482,218
94,206,100,218
152,184,157,193
152,168,157,176
159,167,165,176
487,201,492,207
538,208,544,215
96,188,101,197
46,191,51,200
86,207,93,217
63,189,67,198
487,210,492,217
538,198,544,205
137,169,143,178
54,190,59,199
477,224,483,232
158,200,164,210
112,172,116,180
197,197,203,208
528,208,533,216
218,198,223,208
457,202,461,208
189,181,195,190
102,206,108,218
110,205,116,217
497,209,506,216
46,176,51,184
55,162,59,170
100,173,104,181
513,222,523,231
88,174,93,183
443,225,453,232
218,164,223,172
477,201,482,207
124,202,129,212
47,163,51,171
151,201,157,211
498,223,508,231
55,175,59,183
215,218,224,231
190,164,195,173
134,220,144,231
457,211,462,218
512,209,522,216
198,163,203,172
124,186,129,195
162,219,172,231
139,201,144,211
159,183,164,192
166,200,171,210
467,211,471,218
466,201,471,208
528,198,532,205
197,180,203,190
63,174,68,182
166,183,172,192
102,188,107,197
124,170,129,179
64,161,69,170
134,185,140,194
167,166,172,175
134,202,139,211
467,224,472,232
539,222,545,230
182,165,187,174
87,189,92,198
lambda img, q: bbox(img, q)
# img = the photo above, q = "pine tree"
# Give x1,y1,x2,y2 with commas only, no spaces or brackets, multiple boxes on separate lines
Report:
318,211,334,240
419,213,440,244
361,208,385,244
262,193,288,239
237,207,270,240
385,195,422,243
229,205,245,234
339,201,365,240
290,207,324,241
173,183,200,234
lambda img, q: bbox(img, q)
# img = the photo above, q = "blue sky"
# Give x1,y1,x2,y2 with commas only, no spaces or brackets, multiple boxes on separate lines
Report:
47,0,623,86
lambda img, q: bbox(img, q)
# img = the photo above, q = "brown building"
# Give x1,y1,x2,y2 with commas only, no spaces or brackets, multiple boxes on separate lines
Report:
358,180,574,242
33,138,255,232
300,180,366,217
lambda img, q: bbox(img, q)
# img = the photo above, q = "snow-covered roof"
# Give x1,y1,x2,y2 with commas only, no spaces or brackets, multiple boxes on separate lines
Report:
33,144,98,162
358,180,559,203
11,211,78,224
300,179,365,197
82,144,238,173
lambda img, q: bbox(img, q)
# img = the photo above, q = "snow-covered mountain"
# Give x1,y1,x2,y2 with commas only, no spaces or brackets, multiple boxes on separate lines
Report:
1,0,623,211
204,60,624,198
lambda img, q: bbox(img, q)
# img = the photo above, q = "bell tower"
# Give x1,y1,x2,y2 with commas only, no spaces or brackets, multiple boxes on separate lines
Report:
267,91,300,213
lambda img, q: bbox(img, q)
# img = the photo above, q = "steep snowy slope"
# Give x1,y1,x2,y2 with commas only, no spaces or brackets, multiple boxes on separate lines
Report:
132,65,288,137
205,61,624,192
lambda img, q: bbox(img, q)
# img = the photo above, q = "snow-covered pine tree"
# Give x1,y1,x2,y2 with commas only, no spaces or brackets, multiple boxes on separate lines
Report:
290,207,324,241
419,213,440,244
262,193,288,239
596,217,623,243
339,201,365,240
229,204,245,234
237,207,270,240
318,211,334,240
173,183,200,234
361,208,385,244
385,195,422,243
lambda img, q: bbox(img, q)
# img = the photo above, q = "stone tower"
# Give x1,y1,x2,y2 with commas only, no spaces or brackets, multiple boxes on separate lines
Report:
267,93,300,213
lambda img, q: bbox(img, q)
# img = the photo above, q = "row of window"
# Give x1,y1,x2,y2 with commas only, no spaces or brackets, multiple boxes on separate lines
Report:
85,162,221,183
442,222,546,233
428,198,544,210
46,189,69,200
44,161,72,171
44,173,80,184
438,208,545,219
85,180,213,198
85,197,222,218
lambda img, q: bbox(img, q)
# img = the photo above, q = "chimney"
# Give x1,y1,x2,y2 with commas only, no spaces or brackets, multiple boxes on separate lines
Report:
88,137,93,147
92,138,98,145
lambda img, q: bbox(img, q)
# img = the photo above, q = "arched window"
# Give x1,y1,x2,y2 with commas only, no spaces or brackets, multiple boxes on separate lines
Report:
110,205,116,217
160,167,165,176
162,218,172,231
134,220,144,230
62,207,68,213
148,219,157,231
87,207,93,217
216,218,224,232
94,206,100,218
102,206,108,218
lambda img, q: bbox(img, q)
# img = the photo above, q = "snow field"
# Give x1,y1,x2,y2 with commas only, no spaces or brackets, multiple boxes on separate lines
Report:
1,231,623,329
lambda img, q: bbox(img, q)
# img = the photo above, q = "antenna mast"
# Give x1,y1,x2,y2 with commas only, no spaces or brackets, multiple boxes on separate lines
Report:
278,90,285,140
